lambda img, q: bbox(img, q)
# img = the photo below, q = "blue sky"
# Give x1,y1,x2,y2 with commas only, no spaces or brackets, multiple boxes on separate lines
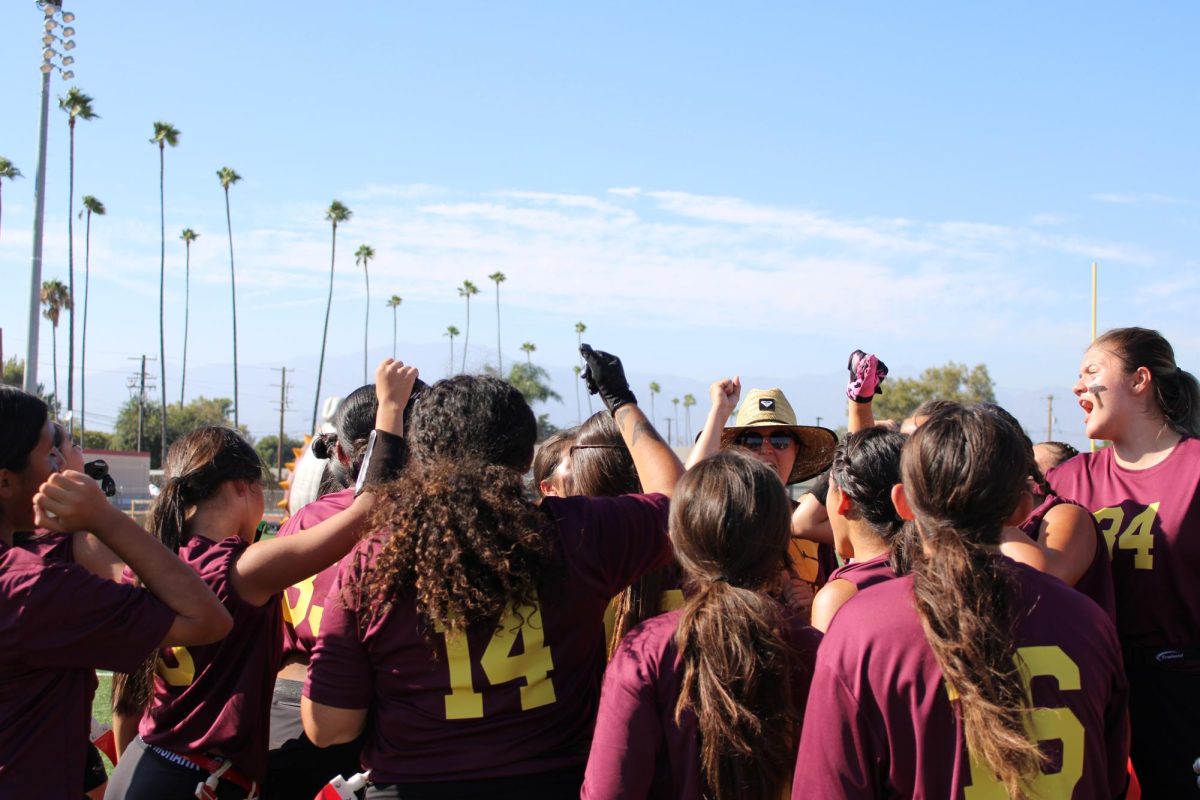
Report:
1,2,1196,447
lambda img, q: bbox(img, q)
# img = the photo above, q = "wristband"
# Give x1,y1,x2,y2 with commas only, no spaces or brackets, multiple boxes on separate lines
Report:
354,430,407,496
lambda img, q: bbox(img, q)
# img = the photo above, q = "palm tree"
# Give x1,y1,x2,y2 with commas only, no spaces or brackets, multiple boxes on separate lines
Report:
40,279,72,412
672,397,681,444
488,271,506,372
386,295,402,358
521,341,536,366
217,166,242,427
178,228,199,407
572,364,582,423
0,157,22,242
575,321,591,413
445,326,461,376
79,195,104,441
313,200,352,432
59,88,98,427
683,393,697,443
648,381,661,427
151,121,180,468
355,244,375,383
458,280,479,372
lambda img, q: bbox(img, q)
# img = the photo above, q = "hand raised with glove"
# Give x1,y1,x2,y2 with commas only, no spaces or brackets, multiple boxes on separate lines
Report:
579,344,637,415
846,349,889,404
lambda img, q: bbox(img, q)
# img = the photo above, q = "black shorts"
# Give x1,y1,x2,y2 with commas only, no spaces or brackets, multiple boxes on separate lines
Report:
266,676,365,800
1124,646,1200,798
106,736,252,800
365,765,585,800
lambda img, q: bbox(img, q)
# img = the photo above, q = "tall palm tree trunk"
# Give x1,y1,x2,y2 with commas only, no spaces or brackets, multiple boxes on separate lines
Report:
495,286,502,373
391,307,397,359
448,334,455,376
461,299,471,373
180,240,190,407
313,224,337,432
81,209,91,442
50,323,59,411
225,187,239,427
158,144,168,467
362,266,370,384
66,119,77,429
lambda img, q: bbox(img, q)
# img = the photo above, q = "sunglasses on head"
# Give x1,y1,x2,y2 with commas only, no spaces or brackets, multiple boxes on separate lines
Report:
735,432,797,452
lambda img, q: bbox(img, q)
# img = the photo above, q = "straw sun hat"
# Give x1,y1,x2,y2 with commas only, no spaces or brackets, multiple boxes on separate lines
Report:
719,388,837,484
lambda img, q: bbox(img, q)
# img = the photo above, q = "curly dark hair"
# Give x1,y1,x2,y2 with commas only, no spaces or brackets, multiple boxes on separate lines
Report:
353,375,550,633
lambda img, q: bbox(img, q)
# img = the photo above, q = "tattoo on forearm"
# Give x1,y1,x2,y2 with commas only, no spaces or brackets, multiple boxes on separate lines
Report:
630,420,665,448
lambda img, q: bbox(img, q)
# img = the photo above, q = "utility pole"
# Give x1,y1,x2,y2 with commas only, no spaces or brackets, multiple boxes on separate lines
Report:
271,367,292,482
666,417,673,447
127,355,156,454
816,415,823,427
1046,395,1054,442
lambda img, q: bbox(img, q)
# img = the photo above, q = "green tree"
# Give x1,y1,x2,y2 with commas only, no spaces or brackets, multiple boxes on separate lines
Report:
150,121,180,468
385,295,402,358
3,357,55,412
112,395,244,470
458,280,479,372
445,326,460,376
520,341,536,366
40,280,72,412
505,360,562,442
683,393,697,443
217,166,243,427
255,433,304,480
178,228,199,407
871,361,997,422
355,244,375,384
79,195,105,441
648,381,661,427
59,88,98,427
78,429,112,450
488,271,506,372
575,321,591,414
313,200,352,432
0,157,21,241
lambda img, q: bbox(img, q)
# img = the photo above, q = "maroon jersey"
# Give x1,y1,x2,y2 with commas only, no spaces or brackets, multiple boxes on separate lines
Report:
305,493,672,784
0,542,174,797
13,529,74,562
796,561,1129,799
278,488,354,663
581,609,820,799
1047,437,1200,648
1020,494,1116,622
139,534,283,782
826,552,896,592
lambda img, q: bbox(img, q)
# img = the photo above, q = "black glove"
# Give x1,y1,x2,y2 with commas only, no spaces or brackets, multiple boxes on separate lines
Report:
580,344,637,414
354,429,408,496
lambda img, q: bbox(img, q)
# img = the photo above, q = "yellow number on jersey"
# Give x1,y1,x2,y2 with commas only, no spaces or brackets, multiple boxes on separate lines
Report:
1093,502,1158,570
437,590,557,720
282,573,325,637
156,646,196,688
960,646,1085,799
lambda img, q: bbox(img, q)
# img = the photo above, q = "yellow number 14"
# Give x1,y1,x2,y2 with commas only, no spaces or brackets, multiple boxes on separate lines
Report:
438,592,557,720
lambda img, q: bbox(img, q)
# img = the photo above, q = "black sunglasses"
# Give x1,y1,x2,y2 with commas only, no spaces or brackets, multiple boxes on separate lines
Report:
734,432,797,452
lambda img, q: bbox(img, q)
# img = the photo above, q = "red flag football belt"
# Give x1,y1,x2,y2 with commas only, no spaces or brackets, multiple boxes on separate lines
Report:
145,743,260,798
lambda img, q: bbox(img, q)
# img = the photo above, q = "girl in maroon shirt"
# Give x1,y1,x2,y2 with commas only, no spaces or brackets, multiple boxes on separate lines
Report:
797,403,1129,798
810,427,906,632
582,451,820,800
106,359,416,799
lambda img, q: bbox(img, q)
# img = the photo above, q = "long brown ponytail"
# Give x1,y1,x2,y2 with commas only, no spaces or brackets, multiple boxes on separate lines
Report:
672,451,799,800
902,404,1044,796
113,427,261,716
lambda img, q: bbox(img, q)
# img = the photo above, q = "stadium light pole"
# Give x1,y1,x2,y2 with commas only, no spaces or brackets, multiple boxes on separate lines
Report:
24,0,77,394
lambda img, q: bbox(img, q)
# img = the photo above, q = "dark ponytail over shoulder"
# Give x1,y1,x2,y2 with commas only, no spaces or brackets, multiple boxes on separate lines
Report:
671,451,800,800
114,427,261,717
903,404,1044,796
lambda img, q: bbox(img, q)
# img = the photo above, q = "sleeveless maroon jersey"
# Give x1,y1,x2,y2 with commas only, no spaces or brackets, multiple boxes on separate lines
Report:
582,609,819,799
277,488,354,663
306,493,672,784
826,552,895,592
1048,438,1200,648
796,560,1129,798
1020,494,1116,622
139,534,282,782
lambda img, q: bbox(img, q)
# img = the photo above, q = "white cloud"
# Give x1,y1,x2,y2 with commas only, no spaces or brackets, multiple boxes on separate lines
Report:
1090,192,1183,206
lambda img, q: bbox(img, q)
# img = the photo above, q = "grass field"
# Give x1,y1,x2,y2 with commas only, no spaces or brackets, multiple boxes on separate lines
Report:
92,672,115,776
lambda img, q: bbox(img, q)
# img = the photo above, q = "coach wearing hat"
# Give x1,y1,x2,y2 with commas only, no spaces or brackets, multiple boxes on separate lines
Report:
687,378,838,615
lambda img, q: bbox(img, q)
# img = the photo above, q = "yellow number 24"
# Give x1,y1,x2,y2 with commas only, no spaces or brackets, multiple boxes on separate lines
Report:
437,590,557,720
